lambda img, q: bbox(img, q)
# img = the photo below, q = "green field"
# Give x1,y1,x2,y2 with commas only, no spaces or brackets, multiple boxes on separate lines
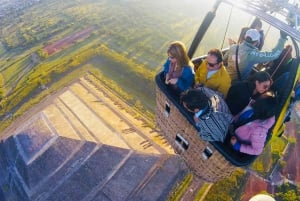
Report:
0,0,254,121
0,0,213,121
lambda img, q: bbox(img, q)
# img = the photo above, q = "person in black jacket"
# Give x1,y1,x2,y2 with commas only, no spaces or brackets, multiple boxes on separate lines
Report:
225,71,272,117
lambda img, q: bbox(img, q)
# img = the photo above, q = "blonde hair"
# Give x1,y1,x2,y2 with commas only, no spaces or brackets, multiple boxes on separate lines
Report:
167,41,193,70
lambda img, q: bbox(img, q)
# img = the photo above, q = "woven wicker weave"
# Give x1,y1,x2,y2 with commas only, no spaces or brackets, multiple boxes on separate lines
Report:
155,87,236,182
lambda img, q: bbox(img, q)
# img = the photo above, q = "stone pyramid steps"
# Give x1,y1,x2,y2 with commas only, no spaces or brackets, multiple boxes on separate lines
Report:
0,75,188,201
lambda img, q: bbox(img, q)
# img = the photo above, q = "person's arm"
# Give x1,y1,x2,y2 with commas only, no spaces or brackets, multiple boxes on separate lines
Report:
163,59,170,84
231,136,241,151
228,38,236,46
238,126,267,155
176,67,194,91
248,37,286,64
163,58,170,74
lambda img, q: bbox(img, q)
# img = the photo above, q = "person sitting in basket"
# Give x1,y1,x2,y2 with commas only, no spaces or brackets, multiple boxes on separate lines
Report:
163,41,194,95
180,87,233,142
194,48,231,98
230,94,276,155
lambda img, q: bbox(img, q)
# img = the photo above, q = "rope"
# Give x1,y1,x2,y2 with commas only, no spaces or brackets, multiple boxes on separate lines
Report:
270,45,292,78
220,5,233,50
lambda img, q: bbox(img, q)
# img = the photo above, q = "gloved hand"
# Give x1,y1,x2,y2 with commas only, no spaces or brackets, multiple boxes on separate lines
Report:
280,30,288,39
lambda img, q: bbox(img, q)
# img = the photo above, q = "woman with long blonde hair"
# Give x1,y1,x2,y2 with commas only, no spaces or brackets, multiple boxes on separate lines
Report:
163,41,194,94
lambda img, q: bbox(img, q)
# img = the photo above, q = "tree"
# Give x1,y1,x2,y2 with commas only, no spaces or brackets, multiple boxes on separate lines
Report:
275,183,300,201
276,190,297,201
205,169,246,201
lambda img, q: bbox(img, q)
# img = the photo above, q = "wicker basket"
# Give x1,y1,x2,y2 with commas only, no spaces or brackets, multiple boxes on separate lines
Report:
155,87,236,182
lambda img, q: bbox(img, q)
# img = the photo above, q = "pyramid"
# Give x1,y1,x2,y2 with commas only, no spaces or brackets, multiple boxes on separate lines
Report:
0,75,188,201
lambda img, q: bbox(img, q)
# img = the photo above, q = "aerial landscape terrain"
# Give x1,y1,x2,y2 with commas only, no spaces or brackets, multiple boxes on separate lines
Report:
0,0,300,200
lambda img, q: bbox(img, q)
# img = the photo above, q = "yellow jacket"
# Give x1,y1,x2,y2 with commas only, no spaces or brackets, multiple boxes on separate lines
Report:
195,60,231,97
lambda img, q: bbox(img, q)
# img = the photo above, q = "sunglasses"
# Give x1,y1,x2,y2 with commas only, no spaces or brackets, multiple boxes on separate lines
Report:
207,62,219,67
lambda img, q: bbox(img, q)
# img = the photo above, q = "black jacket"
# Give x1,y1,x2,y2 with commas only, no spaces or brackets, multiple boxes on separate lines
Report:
226,81,259,116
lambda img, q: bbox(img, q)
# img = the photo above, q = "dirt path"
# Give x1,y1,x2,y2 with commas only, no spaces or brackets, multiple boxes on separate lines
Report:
179,176,206,201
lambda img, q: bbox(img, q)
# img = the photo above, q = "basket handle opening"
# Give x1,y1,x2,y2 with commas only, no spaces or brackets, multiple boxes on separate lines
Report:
164,101,170,117
202,146,213,160
175,133,189,151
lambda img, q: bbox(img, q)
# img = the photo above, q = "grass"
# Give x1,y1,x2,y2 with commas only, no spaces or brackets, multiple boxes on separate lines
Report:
0,0,208,123
194,182,213,201
86,56,155,112
0,65,89,133
0,48,157,134
167,173,193,201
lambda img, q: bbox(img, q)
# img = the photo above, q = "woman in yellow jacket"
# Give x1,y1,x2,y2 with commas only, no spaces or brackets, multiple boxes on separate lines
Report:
195,48,231,97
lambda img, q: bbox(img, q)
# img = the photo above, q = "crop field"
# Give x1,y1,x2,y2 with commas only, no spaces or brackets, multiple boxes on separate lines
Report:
0,0,251,118
0,0,214,120
43,27,95,55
